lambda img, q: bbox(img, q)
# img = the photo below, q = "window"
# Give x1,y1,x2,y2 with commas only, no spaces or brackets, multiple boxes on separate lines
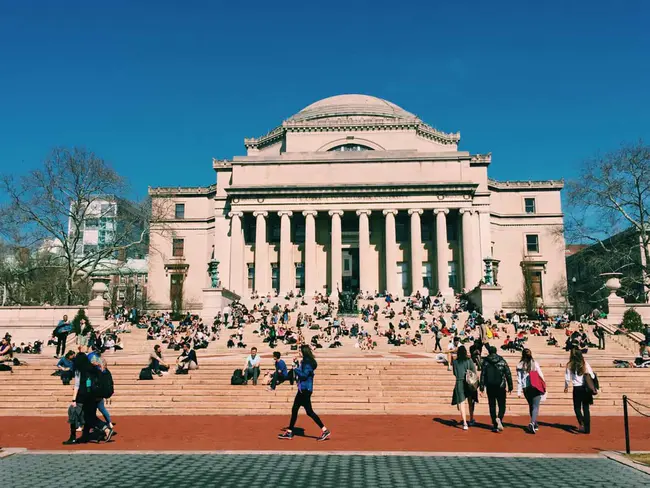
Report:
244,218,256,245
85,218,99,229
422,263,433,290
247,264,255,291
399,262,409,294
268,220,281,244
525,198,536,214
175,203,185,219
526,234,539,254
328,144,373,152
531,271,543,298
448,261,458,290
119,275,126,284
446,221,458,241
292,219,305,243
396,222,409,242
295,263,305,290
271,263,279,291
172,238,184,257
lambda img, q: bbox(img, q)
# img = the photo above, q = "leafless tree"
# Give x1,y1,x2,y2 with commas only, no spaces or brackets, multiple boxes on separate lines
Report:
564,141,650,301
0,147,168,305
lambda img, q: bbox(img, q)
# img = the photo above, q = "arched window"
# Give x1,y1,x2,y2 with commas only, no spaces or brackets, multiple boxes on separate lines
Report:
327,144,374,152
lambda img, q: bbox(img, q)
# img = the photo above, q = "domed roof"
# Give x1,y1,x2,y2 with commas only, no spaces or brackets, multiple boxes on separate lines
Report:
287,94,418,123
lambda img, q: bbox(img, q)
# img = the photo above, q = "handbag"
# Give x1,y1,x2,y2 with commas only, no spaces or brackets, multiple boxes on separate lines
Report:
529,370,546,395
584,373,598,395
465,368,479,391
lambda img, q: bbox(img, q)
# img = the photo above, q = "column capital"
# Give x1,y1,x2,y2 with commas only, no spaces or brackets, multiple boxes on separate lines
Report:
382,209,398,216
277,210,293,217
459,208,473,215
434,208,450,215
228,211,244,218
356,209,372,216
328,210,344,217
253,211,268,218
408,208,423,216
302,210,318,217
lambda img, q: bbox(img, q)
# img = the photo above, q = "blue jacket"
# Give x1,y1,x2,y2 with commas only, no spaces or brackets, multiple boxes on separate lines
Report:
275,359,288,377
294,360,316,392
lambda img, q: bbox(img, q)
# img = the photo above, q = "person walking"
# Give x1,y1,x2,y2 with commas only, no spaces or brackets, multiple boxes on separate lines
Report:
564,349,596,434
451,345,478,430
54,314,72,358
278,345,330,441
594,324,606,350
516,348,546,434
434,327,443,352
480,345,513,433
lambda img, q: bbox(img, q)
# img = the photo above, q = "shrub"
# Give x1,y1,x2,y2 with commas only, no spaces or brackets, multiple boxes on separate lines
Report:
622,308,644,332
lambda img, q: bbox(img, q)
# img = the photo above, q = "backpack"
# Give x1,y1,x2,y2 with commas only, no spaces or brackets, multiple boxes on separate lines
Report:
91,369,114,398
139,367,154,380
231,368,245,385
484,359,505,388
465,369,479,391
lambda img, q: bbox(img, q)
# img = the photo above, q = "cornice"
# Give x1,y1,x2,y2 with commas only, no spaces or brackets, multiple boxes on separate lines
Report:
212,159,233,170
149,184,217,198
488,178,564,191
233,151,473,165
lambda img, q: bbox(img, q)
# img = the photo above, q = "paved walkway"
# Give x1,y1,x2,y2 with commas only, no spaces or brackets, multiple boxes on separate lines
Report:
1,451,648,487
1,415,649,453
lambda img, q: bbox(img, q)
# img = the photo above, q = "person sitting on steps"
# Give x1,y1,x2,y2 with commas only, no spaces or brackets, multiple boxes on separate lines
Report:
243,346,261,385
268,351,293,391
176,343,198,374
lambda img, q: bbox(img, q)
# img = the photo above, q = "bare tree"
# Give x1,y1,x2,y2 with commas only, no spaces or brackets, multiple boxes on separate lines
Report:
0,147,167,305
565,141,650,300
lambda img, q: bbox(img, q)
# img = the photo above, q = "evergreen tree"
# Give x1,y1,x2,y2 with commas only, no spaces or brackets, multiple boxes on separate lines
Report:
72,308,92,335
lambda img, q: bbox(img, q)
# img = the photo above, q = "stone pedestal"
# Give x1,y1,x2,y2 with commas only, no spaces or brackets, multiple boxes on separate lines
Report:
88,277,109,322
202,287,241,320
468,284,503,319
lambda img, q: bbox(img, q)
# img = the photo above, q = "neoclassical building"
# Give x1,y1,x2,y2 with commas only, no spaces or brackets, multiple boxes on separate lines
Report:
148,95,567,312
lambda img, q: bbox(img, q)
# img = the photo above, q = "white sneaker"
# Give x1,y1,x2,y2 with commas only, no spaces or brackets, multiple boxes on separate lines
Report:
496,419,504,431
463,423,468,431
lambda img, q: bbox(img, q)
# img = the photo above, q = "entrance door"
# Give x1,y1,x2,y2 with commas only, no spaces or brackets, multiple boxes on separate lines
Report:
342,249,360,292
170,274,184,312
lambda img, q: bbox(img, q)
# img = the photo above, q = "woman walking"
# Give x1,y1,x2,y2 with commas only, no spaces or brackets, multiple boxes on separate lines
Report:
516,348,546,434
564,349,596,434
278,345,331,441
451,345,478,430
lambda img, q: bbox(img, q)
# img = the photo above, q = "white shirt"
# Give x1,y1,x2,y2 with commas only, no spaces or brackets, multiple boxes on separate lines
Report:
565,362,594,388
246,354,260,368
516,360,546,398
447,341,458,352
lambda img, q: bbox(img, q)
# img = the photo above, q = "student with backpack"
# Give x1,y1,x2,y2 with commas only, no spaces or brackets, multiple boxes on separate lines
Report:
480,345,513,433
564,349,596,434
278,345,331,441
451,345,478,430
516,348,546,434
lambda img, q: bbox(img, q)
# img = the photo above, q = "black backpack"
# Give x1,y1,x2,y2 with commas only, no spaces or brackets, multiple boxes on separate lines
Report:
139,367,154,380
231,368,245,385
484,360,505,388
91,369,115,398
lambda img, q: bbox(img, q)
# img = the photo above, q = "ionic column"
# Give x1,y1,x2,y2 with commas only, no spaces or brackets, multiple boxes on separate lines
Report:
278,211,293,295
356,210,372,294
228,211,244,294
434,209,451,295
253,211,268,294
329,210,343,294
460,209,475,291
408,209,423,296
383,209,398,296
302,211,317,296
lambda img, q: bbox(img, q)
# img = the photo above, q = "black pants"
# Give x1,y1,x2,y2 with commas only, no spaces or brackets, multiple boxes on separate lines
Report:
80,398,104,441
244,366,260,384
289,390,324,430
598,335,605,350
271,370,293,390
486,386,507,427
56,333,68,357
572,386,591,433
434,338,442,351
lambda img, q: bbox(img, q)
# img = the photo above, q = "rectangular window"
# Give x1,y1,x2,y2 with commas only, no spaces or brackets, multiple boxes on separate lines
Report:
292,219,305,243
175,203,185,219
295,263,305,290
448,261,458,290
271,263,279,291
247,264,255,291
526,234,539,253
525,198,536,214
244,218,256,245
446,221,458,241
396,222,409,242
85,218,99,229
531,271,543,298
422,263,432,290
268,221,281,244
172,238,184,257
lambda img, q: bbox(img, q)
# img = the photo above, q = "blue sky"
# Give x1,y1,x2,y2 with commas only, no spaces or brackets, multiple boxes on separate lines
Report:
1,0,648,198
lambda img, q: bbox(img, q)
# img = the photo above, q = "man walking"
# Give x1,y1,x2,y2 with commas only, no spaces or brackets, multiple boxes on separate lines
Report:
54,314,72,358
594,324,606,350
480,345,513,432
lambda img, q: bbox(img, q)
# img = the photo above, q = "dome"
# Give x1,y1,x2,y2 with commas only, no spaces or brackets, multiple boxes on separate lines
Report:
287,94,418,123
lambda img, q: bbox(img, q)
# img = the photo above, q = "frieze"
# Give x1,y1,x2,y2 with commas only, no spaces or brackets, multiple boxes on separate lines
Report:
149,184,217,197
488,178,564,190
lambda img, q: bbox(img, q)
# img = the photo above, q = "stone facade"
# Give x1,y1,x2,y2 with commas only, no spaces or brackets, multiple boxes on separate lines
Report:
148,95,567,312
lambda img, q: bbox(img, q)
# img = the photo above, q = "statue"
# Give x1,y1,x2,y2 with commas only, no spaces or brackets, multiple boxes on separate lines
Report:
207,245,220,288
337,287,358,315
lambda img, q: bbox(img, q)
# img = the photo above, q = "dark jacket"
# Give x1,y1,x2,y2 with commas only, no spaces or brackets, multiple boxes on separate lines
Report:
480,353,513,391
294,360,316,392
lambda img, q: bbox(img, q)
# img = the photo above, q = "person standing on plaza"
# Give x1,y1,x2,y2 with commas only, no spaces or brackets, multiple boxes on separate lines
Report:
278,345,330,441
451,345,478,430
516,348,546,434
480,345,513,432
564,349,596,434
53,314,72,358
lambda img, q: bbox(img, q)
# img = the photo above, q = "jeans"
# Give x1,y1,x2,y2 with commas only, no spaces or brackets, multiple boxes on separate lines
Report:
598,335,606,350
56,333,68,357
270,371,290,390
98,398,111,424
572,386,591,433
434,338,442,351
524,388,542,425
289,390,324,430
486,386,507,427
244,366,260,385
